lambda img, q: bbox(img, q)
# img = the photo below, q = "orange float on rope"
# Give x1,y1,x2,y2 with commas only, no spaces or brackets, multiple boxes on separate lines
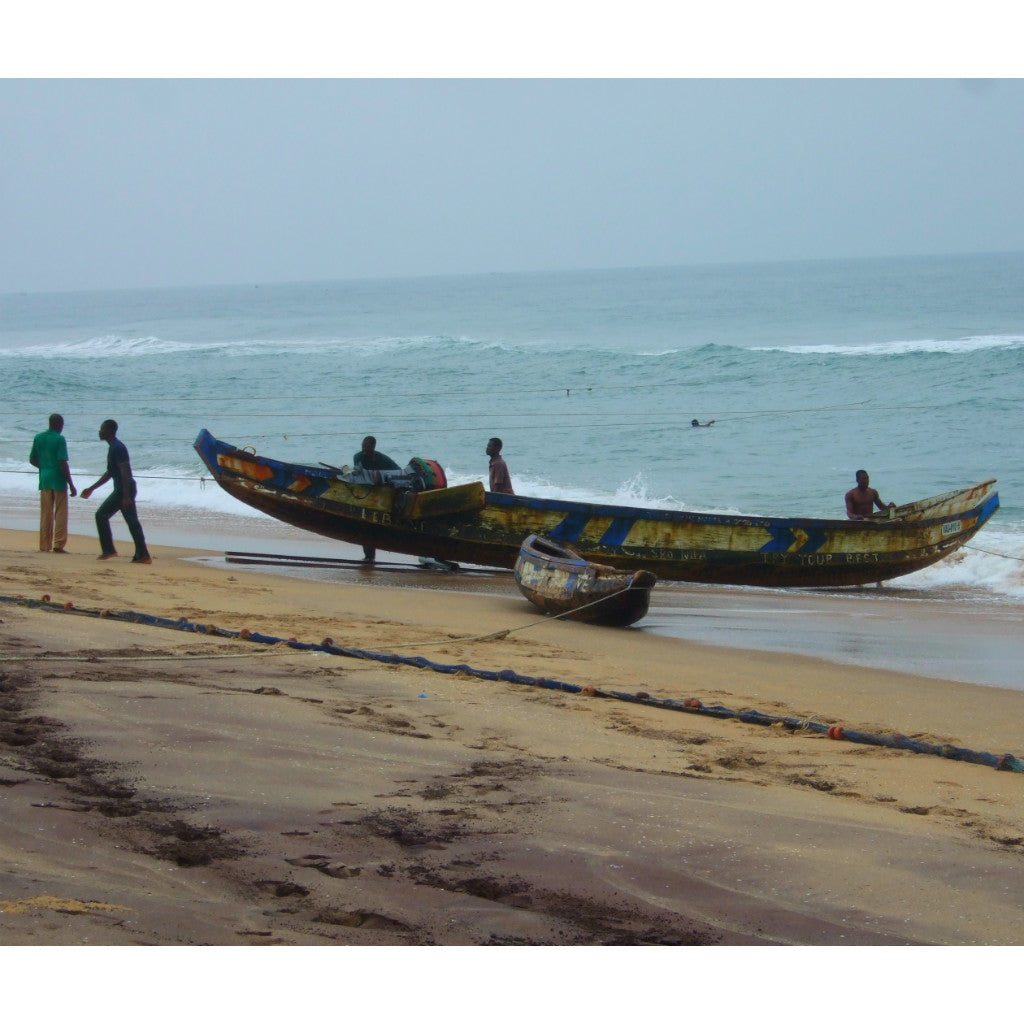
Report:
239,628,252,640
581,685,596,695
64,601,74,610
683,698,702,708
828,726,845,740
41,594,50,602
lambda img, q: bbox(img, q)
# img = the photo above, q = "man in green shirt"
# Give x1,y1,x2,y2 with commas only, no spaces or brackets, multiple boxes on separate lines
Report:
29,413,77,552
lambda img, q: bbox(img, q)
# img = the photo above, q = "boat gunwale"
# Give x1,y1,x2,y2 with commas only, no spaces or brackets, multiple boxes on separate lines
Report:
517,534,653,584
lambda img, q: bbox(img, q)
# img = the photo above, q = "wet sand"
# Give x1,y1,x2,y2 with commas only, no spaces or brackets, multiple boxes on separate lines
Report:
3,516,1024,952
211,556,1024,692
7,490,1021,691
6,490,1024,689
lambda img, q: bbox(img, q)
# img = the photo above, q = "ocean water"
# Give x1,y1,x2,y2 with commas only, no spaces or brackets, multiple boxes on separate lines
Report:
2,252,1023,605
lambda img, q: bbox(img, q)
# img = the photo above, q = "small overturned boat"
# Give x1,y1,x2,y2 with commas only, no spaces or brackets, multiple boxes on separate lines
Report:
194,429,999,588
514,534,656,626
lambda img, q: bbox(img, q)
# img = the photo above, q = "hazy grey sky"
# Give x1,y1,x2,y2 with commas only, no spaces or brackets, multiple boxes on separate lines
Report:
3,77,1023,293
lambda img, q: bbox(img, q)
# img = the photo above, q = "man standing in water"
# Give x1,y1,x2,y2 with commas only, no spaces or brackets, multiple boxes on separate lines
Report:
80,419,152,563
353,435,400,563
845,469,896,520
29,412,77,552
486,437,514,494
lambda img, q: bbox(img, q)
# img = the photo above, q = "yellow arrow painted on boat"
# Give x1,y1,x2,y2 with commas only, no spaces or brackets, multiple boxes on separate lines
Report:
789,528,809,552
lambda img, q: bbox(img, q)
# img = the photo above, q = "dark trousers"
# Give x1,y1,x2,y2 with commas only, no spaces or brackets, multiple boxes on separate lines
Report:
96,485,149,558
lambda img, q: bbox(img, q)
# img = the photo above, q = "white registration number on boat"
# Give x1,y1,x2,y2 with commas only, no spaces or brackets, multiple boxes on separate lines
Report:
941,520,963,536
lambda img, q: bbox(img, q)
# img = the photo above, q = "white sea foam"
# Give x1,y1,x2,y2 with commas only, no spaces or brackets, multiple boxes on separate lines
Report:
0,328,655,363
0,335,200,359
8,327,1016,363
146,473,268,518
898,527,1024,600
0,467,266,519
441,467,697,513
0,332,525,361
0,468,41,496
750,334,1024,357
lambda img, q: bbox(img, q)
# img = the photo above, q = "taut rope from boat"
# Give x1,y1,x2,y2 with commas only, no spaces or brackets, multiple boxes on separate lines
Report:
2,593,1020,774
964,544,1024,562
386,585,655,647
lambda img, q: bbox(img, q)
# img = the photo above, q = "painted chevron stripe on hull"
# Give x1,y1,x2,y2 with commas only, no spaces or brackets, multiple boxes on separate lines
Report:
760,525,829,554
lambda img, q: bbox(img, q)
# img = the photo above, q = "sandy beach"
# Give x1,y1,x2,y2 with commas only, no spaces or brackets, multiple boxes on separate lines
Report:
2,517,1024,949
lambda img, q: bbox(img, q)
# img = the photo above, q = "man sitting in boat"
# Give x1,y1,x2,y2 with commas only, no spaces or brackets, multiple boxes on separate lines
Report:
355,435,399,474
353,436,400,562
845,469,896,520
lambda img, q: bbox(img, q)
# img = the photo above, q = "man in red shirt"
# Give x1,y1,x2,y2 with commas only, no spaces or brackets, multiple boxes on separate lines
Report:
486,437,514,495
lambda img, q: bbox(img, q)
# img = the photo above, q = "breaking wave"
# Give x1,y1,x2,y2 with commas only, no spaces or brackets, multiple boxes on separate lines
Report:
750,335,1024,357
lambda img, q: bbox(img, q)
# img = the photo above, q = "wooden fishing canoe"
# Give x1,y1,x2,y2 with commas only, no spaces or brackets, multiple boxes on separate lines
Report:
514,534,656,626
194,429,999,588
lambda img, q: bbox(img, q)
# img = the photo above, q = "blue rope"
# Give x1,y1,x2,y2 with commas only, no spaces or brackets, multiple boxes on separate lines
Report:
2,594,1020,773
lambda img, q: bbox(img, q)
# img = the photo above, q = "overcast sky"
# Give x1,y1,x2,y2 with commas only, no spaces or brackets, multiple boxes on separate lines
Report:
3,74,1023,293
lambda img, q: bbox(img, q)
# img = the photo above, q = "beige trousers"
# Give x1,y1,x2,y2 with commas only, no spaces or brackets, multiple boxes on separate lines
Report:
39,489,69,551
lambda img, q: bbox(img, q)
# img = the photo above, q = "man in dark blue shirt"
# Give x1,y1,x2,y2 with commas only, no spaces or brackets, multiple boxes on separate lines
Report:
80,419,152,563
353,435,399,563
